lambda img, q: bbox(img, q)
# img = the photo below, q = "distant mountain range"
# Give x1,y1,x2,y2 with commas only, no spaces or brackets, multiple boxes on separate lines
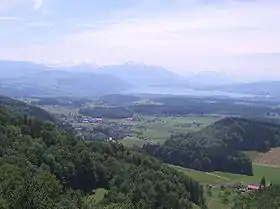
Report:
0,60,190,97
186,71,234,88
93,62,188,87
1,60,280,98
0,60,131,97
215,81,280,96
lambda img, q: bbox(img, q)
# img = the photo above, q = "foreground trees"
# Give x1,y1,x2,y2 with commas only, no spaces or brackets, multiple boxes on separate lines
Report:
0,105,205,209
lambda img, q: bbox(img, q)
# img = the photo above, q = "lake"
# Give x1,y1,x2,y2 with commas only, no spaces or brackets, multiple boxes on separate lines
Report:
122,87,256,98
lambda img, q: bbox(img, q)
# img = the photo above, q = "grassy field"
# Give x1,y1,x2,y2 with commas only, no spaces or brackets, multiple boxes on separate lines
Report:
93,188,108,203
173,164,280,209
213,164,280,184
120,137,153,147
119,116,218,146
170,165,231,184
39,105,79,115
173,164,280,185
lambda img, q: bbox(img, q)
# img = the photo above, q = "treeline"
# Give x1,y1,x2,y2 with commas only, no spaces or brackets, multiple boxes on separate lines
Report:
0,102,205,208
31,97,91,108
99,94,140,106
0,96,55,122
79,106,134,119
79,95,277,119
144,117,280,175
130,97,272,117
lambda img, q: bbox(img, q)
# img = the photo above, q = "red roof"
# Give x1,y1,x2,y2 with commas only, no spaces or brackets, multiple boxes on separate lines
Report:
248,185,260,190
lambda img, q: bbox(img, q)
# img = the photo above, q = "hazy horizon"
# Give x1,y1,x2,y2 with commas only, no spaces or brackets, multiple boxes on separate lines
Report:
0,0,280,79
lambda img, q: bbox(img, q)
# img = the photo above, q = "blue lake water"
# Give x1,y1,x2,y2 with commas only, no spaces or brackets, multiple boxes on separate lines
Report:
122,87,255,98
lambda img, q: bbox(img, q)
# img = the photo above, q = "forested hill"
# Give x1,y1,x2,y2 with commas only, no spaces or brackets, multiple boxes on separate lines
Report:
0,96,55,122
0,100,205,209
144,117,280,175
193,117,280,152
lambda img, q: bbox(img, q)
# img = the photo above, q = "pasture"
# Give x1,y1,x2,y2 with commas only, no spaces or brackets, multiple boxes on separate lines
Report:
39,105,79,115
120,137,153,147
174,164,280,185
119,115,218,146
213,164,280,184
174,164,280,209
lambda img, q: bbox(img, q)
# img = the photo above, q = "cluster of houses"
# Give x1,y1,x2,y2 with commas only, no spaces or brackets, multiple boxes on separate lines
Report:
61,114,103,124
238,183,267,193
207,183,270,193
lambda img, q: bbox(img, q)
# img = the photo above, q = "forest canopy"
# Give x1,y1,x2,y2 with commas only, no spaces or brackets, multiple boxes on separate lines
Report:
0,101,205,209
144,117,280,175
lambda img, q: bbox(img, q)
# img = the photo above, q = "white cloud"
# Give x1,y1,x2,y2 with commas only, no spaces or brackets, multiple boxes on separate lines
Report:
1,0,280,78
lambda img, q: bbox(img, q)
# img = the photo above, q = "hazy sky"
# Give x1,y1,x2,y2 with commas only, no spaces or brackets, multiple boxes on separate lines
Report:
0,0,280,78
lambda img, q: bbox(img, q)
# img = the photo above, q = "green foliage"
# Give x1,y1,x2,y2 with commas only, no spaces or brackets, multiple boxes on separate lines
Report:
99,94,140,106
0,102,205,209
0,96,55,123
129,96,273,117
260,177,266,189
233,185,280,209
144,117,280,175
79,106,133,119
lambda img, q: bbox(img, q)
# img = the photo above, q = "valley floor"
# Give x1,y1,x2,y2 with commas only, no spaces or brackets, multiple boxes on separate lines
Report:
172,163,280,209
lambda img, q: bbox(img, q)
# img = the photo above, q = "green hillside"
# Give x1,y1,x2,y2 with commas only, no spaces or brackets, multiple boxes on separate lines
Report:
0,98,205,209
0,96,55,122
144,117,280,175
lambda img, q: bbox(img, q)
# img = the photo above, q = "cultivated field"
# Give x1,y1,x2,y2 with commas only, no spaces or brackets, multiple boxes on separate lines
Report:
39,105,79,115
120,137,152,147
119,116,218,146
254,147,280,166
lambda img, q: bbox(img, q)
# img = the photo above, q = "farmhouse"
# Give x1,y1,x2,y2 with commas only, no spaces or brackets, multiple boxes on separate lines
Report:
247,183,265,191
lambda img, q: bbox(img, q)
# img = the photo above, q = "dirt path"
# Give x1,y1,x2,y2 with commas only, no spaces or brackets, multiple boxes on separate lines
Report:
253,163,280,168
206,172,231,180
207,198,213,208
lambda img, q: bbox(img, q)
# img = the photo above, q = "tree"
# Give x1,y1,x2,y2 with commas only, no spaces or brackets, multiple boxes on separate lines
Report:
260,177,266,189
0,102,206,209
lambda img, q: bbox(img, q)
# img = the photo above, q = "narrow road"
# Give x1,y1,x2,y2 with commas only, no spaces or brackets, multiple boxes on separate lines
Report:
206,172,230,180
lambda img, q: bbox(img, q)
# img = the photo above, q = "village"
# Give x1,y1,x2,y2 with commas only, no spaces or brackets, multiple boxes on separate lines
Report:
57,113,135,141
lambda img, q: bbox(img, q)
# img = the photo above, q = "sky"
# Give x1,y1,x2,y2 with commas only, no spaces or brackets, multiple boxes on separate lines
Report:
0,0,280,79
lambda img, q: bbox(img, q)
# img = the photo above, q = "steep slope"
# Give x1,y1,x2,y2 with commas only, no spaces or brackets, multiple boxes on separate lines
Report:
0,95,55,122
144,117,280,175
94,62,188,87
193,117,280,151
0,98,205,209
